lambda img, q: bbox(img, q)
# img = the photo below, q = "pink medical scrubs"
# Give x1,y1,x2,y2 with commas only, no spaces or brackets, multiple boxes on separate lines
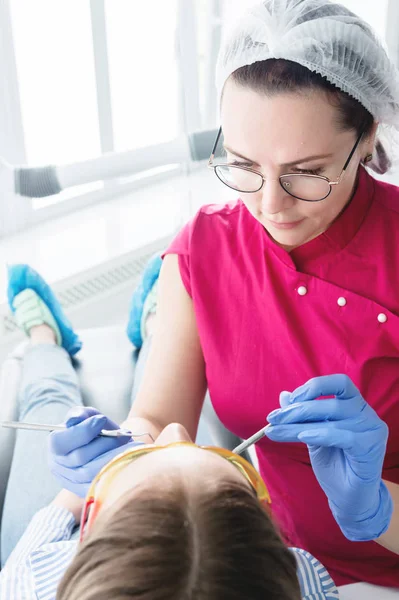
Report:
165,166,399,587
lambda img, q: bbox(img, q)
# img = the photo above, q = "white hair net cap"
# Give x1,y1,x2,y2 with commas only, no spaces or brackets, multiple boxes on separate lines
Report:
216,0,399,129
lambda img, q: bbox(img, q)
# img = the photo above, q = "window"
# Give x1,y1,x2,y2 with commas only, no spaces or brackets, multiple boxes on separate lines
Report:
10,0,101,165
2,0,200,231
11,0,182,163
105,0,179,152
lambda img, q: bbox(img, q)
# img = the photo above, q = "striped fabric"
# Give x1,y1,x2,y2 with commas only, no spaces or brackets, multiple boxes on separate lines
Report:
0,505,76,600
0,505,339,599
294,548,340,599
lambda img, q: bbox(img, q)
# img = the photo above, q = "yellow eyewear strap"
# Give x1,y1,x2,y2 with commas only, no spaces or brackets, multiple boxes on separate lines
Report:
80,442,271,541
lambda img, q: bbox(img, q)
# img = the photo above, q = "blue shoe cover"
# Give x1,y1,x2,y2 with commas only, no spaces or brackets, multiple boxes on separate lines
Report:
126,253,163,348
7,264,82,356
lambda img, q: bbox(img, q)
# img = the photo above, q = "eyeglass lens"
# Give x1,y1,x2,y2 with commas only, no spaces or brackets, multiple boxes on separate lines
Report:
215,165,331,201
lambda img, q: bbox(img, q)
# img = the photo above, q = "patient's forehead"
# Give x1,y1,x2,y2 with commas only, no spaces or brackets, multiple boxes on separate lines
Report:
122,445,245,483
101,445,248,509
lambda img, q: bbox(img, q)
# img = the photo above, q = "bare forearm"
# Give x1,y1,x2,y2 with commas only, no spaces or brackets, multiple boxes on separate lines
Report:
121,415,164,444
376,480,399,554
122,256,207,441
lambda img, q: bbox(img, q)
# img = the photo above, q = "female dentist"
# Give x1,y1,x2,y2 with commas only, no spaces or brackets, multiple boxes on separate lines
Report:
48,0,399,589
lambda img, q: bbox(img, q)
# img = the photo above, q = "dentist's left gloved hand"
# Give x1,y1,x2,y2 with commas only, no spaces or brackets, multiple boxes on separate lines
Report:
265,374,393,542
48,407,145,498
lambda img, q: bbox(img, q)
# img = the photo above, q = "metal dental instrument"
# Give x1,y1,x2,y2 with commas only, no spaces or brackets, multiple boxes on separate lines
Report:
233,424,271,455
1,421,154,441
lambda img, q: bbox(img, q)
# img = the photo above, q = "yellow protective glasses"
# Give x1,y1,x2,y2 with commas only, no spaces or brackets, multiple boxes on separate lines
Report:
80,442,271,542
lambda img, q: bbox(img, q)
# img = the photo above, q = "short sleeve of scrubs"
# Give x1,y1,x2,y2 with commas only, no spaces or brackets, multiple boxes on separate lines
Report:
163,211,200,298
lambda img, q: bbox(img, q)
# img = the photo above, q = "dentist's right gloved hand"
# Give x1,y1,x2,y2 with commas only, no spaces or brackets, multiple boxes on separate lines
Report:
266,375,393,542
49,407,145,498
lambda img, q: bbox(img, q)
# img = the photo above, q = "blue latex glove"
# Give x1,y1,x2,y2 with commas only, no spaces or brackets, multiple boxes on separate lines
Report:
265,374,393,541
48,407,144,498
8,264,82,355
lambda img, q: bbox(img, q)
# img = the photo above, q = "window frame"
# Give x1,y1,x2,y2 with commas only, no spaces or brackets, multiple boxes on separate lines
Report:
1,0,216,235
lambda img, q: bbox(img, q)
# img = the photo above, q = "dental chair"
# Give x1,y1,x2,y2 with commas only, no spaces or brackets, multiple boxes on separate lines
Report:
0,330,245,562
0,129,247,566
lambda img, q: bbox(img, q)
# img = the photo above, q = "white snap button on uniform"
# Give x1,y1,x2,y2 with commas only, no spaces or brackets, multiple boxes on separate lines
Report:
337,297,347,307
297,286,307,296
378,313,387,323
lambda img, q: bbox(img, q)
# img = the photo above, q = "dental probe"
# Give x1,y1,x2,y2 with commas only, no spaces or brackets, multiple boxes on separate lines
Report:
1,421,154,441
233,424,271,455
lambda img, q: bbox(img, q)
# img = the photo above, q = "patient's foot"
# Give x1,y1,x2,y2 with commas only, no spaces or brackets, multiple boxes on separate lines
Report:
7,265,82,355
13,289,61,344
127,253,162,348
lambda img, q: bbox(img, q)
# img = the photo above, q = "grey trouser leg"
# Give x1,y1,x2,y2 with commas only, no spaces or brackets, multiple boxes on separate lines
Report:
1,344,83,565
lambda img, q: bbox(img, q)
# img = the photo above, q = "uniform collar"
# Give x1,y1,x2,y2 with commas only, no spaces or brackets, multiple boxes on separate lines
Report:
260,166,374,270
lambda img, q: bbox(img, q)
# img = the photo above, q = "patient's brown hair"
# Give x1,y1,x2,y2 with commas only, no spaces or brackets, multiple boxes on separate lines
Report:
57,476,301,600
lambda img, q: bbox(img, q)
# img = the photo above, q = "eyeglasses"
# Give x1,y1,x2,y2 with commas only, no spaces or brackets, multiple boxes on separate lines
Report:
80,442,271,542
208,127,365,202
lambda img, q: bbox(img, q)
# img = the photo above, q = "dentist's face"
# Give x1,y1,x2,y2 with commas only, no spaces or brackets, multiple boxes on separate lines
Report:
220,79,367,251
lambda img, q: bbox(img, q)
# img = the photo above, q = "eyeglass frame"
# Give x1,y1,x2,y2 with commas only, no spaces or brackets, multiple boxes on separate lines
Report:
208,126,366,202
80,441,271,542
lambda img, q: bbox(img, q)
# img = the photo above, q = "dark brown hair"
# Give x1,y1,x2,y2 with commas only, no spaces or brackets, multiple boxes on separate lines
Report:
230,58,390,173
57,476,301,600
